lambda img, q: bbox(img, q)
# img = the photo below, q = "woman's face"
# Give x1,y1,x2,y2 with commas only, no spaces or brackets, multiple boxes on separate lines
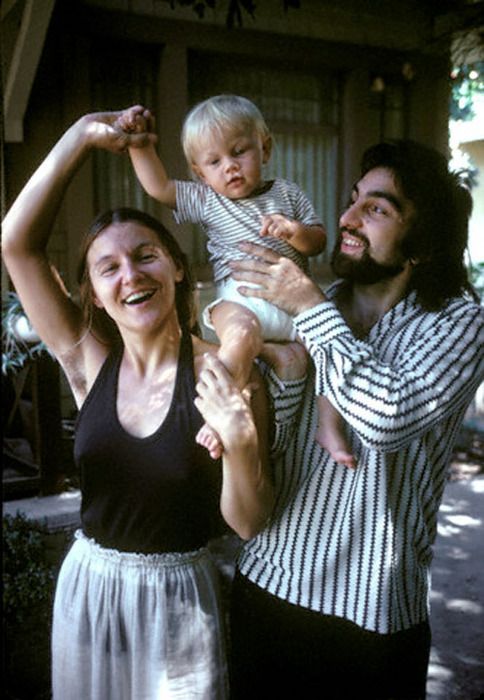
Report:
86,222,183,335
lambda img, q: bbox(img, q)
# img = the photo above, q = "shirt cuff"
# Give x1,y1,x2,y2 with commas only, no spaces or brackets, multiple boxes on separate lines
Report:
294,301,350,346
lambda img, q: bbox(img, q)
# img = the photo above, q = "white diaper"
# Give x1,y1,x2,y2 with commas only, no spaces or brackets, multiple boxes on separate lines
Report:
202,276,297,342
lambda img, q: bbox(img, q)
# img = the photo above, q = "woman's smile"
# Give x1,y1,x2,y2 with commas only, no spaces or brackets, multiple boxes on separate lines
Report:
123,289,157,306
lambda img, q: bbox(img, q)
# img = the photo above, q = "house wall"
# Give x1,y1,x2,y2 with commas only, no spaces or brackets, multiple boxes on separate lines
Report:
2,0,451,295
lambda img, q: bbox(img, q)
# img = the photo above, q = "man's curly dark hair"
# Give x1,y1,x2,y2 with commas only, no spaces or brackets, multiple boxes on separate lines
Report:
360,140,478,310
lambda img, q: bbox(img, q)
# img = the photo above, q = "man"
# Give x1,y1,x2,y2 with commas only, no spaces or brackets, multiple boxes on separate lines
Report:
228,140,484,699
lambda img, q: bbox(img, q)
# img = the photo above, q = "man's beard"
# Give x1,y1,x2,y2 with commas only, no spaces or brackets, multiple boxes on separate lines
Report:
330,230,406,284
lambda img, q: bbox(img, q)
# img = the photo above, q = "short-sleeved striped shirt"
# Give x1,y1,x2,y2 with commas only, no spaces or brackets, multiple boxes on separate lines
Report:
239,284,484,634
174,178,321,282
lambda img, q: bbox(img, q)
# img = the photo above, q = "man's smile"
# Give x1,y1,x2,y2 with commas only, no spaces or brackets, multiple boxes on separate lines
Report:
340,231,367,254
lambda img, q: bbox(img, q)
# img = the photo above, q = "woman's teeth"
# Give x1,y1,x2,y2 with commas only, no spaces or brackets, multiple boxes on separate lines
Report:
124,290,155,305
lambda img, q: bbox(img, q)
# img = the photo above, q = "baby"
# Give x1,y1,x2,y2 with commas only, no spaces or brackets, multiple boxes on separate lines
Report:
117,95,355,468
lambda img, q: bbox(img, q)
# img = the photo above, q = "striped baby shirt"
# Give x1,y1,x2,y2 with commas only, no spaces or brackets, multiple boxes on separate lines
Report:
240,283,484,634
174,178,321,282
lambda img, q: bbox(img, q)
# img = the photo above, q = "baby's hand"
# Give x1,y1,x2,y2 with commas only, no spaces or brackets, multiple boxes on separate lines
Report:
260,214,297,242
115,104,154,135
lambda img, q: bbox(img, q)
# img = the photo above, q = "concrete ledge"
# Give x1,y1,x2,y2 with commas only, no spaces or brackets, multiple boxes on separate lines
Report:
3,489,81,532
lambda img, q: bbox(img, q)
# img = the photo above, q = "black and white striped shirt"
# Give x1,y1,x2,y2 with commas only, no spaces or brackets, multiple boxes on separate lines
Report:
174,178,321,282
240,285,484,633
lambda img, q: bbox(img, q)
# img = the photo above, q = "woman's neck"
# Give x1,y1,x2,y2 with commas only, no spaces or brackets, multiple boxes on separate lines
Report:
119,319,183,378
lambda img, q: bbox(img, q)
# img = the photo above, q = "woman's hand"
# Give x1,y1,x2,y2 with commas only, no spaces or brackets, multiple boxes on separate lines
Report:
195,354,274,540
229,242,326,316
82,111,157,154
114,104,156,136
194,354,257,454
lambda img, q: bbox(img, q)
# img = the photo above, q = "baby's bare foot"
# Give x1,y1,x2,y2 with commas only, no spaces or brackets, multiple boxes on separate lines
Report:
196,422,224,460
315,424,356,470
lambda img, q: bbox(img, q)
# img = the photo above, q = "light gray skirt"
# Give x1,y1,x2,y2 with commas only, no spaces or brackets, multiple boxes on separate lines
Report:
52,530,229,699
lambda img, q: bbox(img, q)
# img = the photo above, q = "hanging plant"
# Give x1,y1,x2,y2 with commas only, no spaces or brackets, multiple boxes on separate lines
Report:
2,292,49,375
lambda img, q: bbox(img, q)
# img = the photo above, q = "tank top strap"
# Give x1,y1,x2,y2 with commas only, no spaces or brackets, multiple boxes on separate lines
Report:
170,329,202,434
177,328,196,391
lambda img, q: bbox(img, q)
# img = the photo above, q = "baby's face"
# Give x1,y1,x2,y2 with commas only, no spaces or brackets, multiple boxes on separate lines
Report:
191,128,271,200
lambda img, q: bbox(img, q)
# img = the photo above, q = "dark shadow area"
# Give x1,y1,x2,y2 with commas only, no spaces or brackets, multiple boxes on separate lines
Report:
427,458,484,700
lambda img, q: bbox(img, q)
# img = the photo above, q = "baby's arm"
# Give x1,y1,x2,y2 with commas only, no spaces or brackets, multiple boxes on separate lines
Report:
117,105,177,209
260,214,326,256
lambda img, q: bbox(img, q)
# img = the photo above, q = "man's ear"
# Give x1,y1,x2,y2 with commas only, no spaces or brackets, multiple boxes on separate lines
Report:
262,136,272,164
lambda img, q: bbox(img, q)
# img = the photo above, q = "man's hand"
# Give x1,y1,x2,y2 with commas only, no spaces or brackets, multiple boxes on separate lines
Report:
230,242,326,316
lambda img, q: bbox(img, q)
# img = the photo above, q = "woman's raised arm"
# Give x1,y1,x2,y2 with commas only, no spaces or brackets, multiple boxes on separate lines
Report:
1,113,155,359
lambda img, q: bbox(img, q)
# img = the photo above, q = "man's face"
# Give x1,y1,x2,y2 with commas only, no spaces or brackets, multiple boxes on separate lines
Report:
331,167,415,284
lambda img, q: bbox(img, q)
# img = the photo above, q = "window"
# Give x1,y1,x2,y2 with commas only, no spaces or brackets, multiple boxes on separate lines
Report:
90,40,159,216
368,74,409,141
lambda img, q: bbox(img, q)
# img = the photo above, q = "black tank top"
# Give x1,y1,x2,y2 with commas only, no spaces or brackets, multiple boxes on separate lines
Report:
74,331,223,553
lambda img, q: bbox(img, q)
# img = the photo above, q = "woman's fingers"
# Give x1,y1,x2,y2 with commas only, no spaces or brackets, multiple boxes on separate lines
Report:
197,354,235,391
84,112,157,153
195,354,258,451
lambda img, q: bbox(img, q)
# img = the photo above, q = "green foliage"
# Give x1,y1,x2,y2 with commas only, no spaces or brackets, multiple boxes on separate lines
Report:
2,292,48,376
450,61,484,121
2,513,56,627
469,260,484,300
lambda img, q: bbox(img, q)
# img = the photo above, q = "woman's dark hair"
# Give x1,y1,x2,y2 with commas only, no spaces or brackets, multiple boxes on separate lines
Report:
360,140,478,310
77,208,199,343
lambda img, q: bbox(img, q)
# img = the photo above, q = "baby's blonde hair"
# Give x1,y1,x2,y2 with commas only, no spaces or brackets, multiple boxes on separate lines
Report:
181,94,271,168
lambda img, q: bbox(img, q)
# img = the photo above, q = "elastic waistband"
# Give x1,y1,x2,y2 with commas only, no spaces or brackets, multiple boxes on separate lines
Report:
74,530,209,569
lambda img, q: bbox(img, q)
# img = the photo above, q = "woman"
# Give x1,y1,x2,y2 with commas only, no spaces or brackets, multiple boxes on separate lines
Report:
2,111,274,699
